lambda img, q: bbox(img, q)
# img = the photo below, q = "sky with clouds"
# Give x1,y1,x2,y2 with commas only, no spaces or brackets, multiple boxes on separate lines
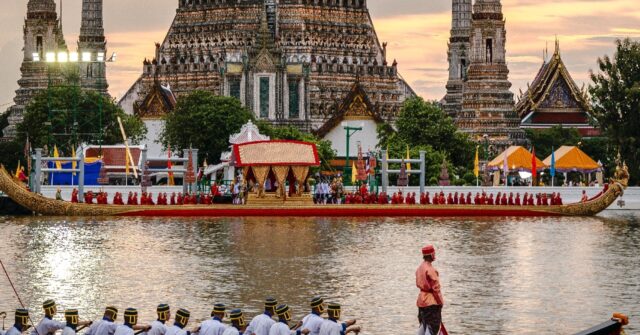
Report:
0,0,639,109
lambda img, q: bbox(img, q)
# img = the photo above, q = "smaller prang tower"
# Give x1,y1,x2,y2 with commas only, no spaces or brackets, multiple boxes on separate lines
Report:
4,0,67,139
78,0,108,95
457,0,526,152
443,0,472,118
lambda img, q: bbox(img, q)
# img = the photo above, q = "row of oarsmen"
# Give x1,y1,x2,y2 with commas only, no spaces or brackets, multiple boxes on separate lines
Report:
2,297,361,335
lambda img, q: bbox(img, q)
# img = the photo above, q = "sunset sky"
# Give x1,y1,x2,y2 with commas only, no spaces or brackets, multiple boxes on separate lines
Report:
0,0,639,108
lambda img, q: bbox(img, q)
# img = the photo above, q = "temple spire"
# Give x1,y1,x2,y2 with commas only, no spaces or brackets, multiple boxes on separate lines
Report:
79,0,105,51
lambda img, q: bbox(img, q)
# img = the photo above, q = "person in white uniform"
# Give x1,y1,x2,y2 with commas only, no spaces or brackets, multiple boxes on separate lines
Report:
61,309,92,335
85,307,119,335
268,305,305,335
300,297,326,335
4,309,29,335
221,310,246,335
199,304,227,335
244,298,277,335
147,304,171,335
318,304,359,335
114,309,139,335
32,300,65,335
165,309,198,335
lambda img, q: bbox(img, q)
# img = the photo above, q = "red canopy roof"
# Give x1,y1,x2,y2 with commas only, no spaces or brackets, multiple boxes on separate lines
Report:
232,140,320,167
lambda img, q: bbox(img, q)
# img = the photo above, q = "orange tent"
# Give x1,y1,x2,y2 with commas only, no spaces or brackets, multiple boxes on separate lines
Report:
487,146,547,171
543,146,601,173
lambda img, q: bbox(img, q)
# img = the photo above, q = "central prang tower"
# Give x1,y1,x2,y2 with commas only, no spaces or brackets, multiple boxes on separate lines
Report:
78,0,108,95
457,0,526,151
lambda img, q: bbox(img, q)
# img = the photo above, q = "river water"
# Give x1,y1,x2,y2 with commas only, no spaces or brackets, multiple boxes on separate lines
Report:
0,212,638,334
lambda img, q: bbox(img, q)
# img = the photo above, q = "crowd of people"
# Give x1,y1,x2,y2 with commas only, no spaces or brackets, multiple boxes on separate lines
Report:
2,298,360,335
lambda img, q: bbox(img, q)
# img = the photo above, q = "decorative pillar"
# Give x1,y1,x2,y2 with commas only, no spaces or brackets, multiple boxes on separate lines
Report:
419,150,426,194
381,149,388,193
78,150,85,203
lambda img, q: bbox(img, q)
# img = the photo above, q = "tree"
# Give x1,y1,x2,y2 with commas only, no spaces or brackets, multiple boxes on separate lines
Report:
525,126,581,159
377,97,475,183
17,86,146,151
160,92,254,164
0,140,24,172
256,122,336,173
589,38,640,185
0,111,8,138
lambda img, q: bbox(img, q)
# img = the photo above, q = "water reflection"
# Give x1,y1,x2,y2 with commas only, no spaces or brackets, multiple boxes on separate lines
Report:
0,212,638,334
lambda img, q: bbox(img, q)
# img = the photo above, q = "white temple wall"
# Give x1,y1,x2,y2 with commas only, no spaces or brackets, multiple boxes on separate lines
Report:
324,119,379,158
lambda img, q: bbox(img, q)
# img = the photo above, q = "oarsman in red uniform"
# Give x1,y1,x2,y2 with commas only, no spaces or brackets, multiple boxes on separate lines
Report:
85,191,94,204
480,192,487,205
211,182,219,197
528,194,534,206
466,192,472,205
378,192,387,205
170,192,176,205
71,189,79,203
501,193,508,206
453,192,459,205
416,245,444,335
508,193,514,206
177,192,184,205
515,193,521,206
459,193,466,205
550,192,557,205
556,193,563,205
474,193,481,205
522,193,529,206
132,192,139,205
157,193,163,205
398,192,405,205
446,193,453,205
487,194,494,205
127,191,134,205
141,192,148,205
542,193,549,206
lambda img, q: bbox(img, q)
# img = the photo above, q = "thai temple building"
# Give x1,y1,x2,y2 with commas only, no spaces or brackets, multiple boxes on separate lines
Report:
118,0,415,157
2,0,109,139
445,0,527,153
516,41,598,136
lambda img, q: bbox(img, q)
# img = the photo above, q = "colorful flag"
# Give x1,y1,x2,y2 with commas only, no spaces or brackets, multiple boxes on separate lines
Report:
14,160,21,178
351,161,357,184
531,147,537,184
167,146,175,186
550,147,556,178
473,146,480,178
53,145,62,170
503,150,508,185
71,147,77,176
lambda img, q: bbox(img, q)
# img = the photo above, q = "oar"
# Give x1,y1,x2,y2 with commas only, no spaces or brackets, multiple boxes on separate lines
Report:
1,311,6,330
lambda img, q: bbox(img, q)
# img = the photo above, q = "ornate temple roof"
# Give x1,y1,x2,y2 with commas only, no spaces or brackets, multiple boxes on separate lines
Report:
232,140,320,167
134,81,177,119
516,40,591,123
229,121,270,145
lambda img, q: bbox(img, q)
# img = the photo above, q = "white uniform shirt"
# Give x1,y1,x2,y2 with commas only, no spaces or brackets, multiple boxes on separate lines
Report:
244,313,275,335
300,313,324,335
32,317,66,335
84,319,103,335
199,318,227,335
62,326,77,335
91,319,118,335
220,327,240,335
318,320,344,335
165,325,190,335
147,321,168,335
114,325,134,335
5,326,24,335
267,322,296,335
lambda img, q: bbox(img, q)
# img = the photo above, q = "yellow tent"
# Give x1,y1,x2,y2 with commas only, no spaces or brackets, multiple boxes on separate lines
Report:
488,146,546,171
543,146,601,173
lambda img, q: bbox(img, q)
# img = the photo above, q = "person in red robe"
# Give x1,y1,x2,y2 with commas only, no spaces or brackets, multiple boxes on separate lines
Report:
487,194,494,205
459,193,466,205
85,191,94,204
127,192,133,205
177,193,183,205
71,189,79,203
391,192,398,205
157,193,163,205
445,193,452,205
211,182,219,197
542,193,549,206
480,192,487,205
170,193,176,205
501,193,508,206
508,193,514,206
419,193,426,205
466,192,472,205
523,193,529,206
550,192,557,205
141,192,148,205
474,193,481,205
131,192,138,205
398,192,405,205
515,193,521,206
557,193,563,205
425,192,431,205
147,193,155,205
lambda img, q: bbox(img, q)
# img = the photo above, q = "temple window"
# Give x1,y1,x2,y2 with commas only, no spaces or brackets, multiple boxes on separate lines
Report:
259,77,270,118
289,79,300,119
485,39,493,63
229,78,241,101
460,58,467,79
36,36,43,57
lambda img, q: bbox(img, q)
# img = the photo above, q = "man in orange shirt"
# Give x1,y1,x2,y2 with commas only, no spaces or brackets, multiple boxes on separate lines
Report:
416,245,444,335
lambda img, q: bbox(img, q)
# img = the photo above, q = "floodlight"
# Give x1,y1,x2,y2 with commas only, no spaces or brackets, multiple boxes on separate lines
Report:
69,52,79,62
82,52,92,62
57,52,68,63
32,53,40,62
46,52,56,63
97,52,105,62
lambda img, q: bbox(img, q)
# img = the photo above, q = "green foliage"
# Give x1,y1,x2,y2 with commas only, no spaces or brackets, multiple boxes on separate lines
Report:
0,140,24,172
16,86,146,151
161,92,254,164
589,38,640,185
257,123,336,173
377,97,474,182
0,112,8,138
525,126,581,159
